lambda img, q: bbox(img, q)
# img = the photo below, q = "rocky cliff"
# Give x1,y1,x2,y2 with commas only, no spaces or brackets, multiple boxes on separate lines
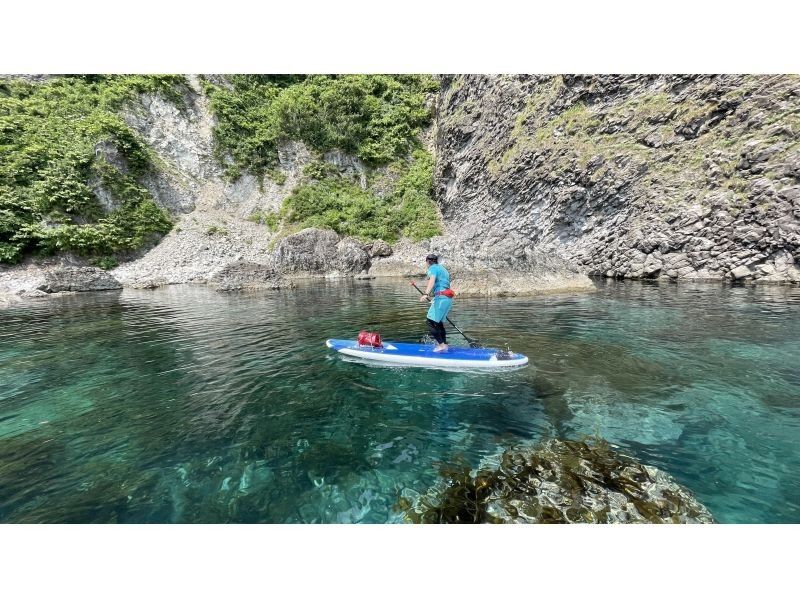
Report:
113,75,590,295
435,74,800,283
4,74,799,303
2,74,595,300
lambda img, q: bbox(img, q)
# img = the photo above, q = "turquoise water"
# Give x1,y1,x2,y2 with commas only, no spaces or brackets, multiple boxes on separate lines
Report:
0,279,798,523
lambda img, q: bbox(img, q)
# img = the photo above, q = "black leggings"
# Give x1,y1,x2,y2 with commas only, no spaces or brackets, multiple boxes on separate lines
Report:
427,318,447,344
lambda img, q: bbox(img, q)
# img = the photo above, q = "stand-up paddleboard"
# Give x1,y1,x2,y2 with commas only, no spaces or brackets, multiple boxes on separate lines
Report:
325,339,529,369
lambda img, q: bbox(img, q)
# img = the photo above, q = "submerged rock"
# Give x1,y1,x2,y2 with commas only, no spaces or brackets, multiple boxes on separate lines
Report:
398,438,715,524
37,267,122,293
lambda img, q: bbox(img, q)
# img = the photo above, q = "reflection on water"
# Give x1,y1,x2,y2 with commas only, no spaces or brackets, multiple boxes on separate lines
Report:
0,279,798,523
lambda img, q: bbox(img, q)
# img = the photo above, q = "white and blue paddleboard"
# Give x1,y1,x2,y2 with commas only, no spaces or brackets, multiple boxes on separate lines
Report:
325,339,528,369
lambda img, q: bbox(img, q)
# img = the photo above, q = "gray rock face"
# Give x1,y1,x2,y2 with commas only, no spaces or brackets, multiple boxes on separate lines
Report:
122,77,311,218
323,150,368,189
336,237,371,274
1,75,591,298
368,239,431,277
22,75,800,295
274,228,371,275
208,261,290,292
435,74,800,284
111,76,591,293
38,267,122,293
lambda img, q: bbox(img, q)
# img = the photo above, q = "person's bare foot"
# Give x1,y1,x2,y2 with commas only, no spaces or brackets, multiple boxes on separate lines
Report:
433,343,448,353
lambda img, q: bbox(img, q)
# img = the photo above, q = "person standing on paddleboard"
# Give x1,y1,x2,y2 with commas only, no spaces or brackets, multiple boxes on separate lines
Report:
419,254,454,352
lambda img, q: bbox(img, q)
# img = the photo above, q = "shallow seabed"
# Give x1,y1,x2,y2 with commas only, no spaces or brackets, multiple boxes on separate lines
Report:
1,279,798,523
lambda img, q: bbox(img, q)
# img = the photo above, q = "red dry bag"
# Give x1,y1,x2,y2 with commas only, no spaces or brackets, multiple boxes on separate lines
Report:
357,330,383,348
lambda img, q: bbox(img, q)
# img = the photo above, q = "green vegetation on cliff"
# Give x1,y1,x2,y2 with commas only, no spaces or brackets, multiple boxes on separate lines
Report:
204,75,442,242
0,74,442,266
202,75,438,180
0,76,182,264
281,149,439,242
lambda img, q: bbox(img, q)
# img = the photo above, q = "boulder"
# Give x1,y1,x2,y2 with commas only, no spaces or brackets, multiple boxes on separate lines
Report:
369,239,393,258
773,249,796,272
274,228,340,273
37,267,122,293
129,278,169,289
662,252,690,269
19,289,49,298
756,263,777,277
642,131,664,148
273,228,370,275
730,265,753,279
642,253,663,277
336,238,371,273
360,238,431,278
208,261,290,291
733,224,767,244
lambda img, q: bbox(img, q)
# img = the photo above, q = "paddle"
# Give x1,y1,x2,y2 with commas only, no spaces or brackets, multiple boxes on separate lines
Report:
409,281,481,348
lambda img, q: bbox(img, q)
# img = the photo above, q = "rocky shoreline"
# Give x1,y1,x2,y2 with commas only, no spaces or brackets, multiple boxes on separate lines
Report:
5,214,799,305
0,226,597,304
0,261,124,304
5,215,800,305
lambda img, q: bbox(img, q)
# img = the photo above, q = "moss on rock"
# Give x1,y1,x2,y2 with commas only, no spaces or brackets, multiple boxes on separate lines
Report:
398,437,715,524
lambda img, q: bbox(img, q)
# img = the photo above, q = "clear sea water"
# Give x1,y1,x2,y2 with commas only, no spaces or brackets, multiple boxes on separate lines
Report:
0,279,798,523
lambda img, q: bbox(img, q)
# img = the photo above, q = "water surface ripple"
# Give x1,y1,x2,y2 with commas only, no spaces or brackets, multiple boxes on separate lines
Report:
1,279,798,523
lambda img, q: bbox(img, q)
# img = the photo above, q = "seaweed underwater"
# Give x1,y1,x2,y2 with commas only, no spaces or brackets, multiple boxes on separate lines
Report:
398,437,715,524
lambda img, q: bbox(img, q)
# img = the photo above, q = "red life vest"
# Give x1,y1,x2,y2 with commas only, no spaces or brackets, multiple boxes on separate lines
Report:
436,289,456,298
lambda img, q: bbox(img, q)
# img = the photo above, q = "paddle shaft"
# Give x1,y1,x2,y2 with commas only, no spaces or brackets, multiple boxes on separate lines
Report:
409,281,480,348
